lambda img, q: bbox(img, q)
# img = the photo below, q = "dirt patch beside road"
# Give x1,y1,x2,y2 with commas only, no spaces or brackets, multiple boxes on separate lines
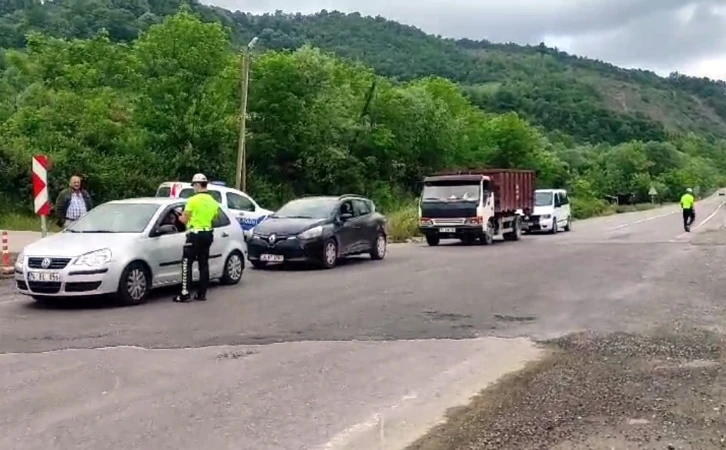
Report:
408,329,726,449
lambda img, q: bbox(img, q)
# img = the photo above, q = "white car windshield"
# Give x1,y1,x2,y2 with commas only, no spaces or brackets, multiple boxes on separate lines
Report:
274,198,338,219
66,203,160,233
535,192,554,207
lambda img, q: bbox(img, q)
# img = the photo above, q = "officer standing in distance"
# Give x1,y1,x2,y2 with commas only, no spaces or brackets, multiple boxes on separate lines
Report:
174,173,218,302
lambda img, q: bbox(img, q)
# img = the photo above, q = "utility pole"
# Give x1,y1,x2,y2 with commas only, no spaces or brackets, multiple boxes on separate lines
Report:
235,36,258,192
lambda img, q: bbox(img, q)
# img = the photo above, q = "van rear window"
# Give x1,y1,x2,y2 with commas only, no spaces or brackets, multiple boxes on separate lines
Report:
156,186,171,197
179,188,222,204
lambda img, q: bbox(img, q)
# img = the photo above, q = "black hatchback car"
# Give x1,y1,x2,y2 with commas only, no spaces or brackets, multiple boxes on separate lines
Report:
247,195,387,269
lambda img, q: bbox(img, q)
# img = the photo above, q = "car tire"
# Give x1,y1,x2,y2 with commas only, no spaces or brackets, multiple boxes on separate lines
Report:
564,216,572,232
250,259,267,270
220,250,244,285
117,261,151,306
321,238,338,269
370,232,387,260
425,235,440,246
550,219,558,234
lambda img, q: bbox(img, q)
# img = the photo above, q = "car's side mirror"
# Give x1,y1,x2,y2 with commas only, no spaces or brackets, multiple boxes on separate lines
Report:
340,212,353,221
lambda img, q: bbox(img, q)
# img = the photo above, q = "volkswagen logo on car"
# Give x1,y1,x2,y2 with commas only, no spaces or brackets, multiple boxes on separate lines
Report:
41,258,51,269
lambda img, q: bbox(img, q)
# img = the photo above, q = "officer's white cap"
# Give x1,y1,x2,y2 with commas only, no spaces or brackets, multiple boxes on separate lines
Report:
686,187,693,192
191,173,208,183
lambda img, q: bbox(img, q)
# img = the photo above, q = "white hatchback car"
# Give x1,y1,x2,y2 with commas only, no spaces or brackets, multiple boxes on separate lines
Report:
14,198,247,305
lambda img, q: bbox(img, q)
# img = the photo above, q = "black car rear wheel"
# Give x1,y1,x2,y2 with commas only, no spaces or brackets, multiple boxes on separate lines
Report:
321,238,338,269
370,232,387,260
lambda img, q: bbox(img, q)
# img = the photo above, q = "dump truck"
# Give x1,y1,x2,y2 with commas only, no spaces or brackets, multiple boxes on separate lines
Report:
418,169,535,246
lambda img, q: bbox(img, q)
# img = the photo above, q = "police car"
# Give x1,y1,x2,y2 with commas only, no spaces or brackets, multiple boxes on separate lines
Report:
155,181,272,236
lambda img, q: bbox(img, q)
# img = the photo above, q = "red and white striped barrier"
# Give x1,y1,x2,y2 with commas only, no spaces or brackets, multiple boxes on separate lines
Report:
1,230,11,274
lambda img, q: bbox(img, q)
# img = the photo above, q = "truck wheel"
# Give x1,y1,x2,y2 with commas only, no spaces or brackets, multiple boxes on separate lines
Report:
480,222,494,245
425,235,440,246
503,217,522,241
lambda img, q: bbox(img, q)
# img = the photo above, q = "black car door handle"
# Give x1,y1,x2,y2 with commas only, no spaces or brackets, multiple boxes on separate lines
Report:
221,232,229,237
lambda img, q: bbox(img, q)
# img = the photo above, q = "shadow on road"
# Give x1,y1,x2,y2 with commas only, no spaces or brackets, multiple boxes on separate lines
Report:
251,255,373,272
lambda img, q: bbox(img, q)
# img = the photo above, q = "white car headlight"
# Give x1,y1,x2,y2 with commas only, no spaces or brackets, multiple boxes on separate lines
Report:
74,249,112,266
298,226,323,240
14,252,24,271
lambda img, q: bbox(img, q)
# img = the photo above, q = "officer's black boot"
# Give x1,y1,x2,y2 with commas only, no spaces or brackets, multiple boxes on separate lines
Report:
193,292,206,301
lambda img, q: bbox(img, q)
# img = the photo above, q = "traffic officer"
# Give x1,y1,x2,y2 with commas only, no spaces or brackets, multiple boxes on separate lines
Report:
174,173,219,302
680,187,696,232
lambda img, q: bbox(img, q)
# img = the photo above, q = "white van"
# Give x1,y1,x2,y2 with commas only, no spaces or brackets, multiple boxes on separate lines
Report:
526,189,572,233
155,181,272,235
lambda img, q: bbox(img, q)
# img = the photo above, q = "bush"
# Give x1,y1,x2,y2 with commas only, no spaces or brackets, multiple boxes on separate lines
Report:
386,204,420,242
570,196,614,219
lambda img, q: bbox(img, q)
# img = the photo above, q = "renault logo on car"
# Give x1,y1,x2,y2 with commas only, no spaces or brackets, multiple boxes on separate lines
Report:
41,258,51,269
268,234,276,244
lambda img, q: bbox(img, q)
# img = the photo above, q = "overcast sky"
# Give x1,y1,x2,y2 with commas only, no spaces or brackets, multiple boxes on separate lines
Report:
204,0,726,81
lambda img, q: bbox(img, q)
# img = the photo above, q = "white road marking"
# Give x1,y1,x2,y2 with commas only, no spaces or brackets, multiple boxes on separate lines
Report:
694,202,723,229
673,202,724,240
610,210,678,230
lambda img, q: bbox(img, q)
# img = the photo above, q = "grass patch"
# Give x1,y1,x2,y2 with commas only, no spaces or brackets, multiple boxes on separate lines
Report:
387,204,420,243
0,211,62,233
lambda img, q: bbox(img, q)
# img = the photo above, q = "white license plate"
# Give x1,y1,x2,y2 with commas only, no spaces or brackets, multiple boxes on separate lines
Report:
27,271,61,282
438,227,456,233
260,254,284,262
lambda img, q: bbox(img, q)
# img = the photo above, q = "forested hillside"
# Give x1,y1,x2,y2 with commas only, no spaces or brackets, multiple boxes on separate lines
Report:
3,0,726,144
2,1,726,236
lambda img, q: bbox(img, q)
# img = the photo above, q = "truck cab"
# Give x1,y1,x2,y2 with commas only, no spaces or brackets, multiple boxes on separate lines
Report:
418,169,534,246
526,189,572,234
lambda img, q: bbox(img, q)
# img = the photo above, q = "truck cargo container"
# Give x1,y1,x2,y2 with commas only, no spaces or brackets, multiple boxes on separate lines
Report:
418,168,535,246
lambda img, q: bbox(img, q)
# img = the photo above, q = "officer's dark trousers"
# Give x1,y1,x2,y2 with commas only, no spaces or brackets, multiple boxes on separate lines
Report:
682,208,695,229
180,230,214,298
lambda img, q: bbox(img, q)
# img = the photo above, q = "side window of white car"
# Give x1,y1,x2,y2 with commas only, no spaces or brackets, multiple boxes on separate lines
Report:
226,192,255,212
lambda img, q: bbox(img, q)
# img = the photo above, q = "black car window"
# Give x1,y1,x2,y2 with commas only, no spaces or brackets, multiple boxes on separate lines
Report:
339,200,353,216
352,199,371,216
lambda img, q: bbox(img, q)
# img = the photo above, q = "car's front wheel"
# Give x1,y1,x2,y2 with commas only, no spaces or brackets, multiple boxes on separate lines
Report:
117,261,151,306
370,232,387,260
321,238,338,269
220,250,244,285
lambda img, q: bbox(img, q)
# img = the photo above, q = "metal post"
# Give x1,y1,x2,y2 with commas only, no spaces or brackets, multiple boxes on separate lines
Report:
235,36,257,192
40,215,47,237
235,50,249,191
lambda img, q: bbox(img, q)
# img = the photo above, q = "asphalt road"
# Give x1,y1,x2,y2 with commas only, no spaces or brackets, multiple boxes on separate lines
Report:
2,196,726,450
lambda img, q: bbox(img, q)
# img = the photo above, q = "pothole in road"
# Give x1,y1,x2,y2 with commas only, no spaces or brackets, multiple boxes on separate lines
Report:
493,314,537,322
422,310,473,321
216,350,259,360
407,328,726,450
